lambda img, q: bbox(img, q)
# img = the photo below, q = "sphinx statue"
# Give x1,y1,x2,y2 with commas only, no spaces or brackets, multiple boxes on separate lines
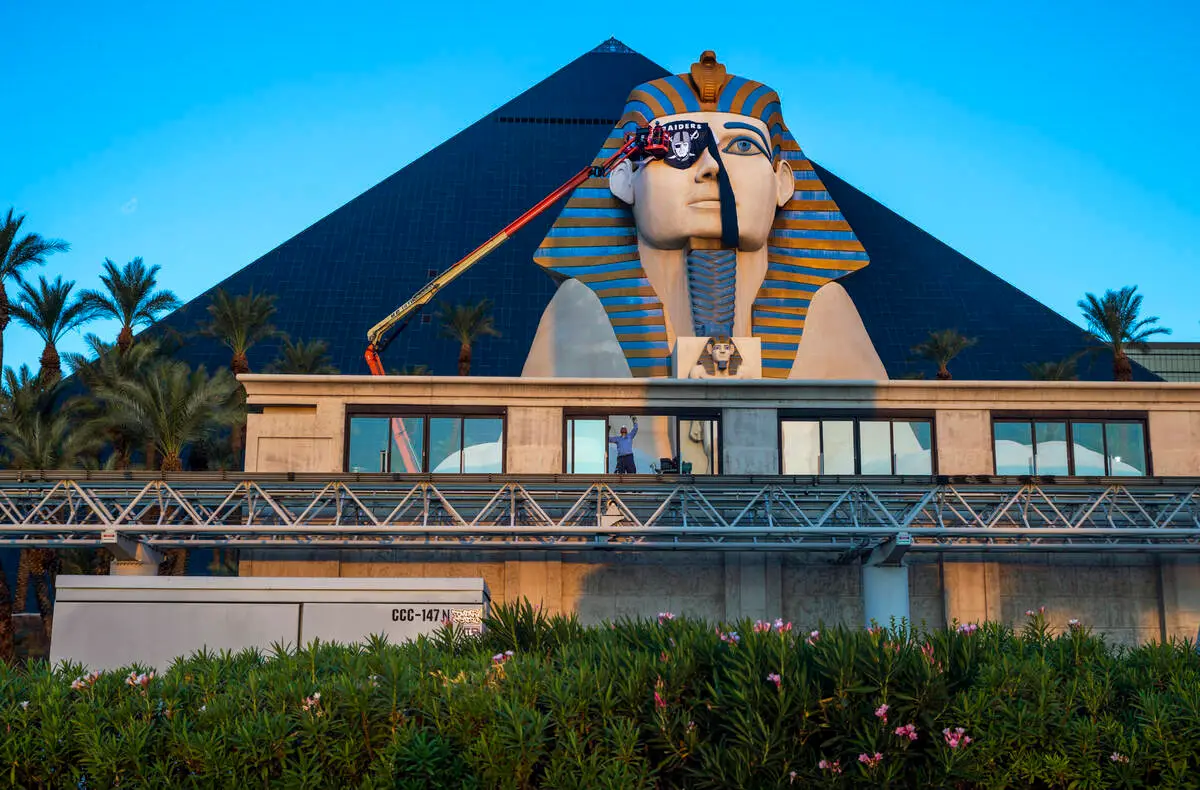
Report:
523,51,886,381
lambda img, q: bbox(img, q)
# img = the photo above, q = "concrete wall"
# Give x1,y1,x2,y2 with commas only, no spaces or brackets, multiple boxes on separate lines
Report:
236,552,1194,644
242,375,1200,477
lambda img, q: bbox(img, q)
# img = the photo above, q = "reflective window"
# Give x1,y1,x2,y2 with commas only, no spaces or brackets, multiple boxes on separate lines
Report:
1034,422,1069,475
994,419,1147,476
565,414,720,474
994,422,1034,474
781,421,820,474
346,414,501,473
781,417,935,475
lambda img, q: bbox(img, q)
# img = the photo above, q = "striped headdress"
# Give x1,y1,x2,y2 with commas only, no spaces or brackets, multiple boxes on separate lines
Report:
533,52,869,378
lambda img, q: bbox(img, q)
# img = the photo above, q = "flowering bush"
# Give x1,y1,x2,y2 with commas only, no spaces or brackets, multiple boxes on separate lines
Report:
0,603,1197,787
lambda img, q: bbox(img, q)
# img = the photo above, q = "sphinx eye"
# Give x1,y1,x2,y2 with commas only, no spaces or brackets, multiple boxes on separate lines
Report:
722,136,768,157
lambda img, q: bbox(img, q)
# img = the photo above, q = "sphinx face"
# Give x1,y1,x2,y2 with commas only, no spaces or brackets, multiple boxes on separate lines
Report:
710,341,735,368
610,112,794,252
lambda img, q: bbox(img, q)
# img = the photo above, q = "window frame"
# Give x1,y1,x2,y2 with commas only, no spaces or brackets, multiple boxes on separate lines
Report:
989,414,1151,477
561,409,722,475
344,407,507,474
777,413,937,476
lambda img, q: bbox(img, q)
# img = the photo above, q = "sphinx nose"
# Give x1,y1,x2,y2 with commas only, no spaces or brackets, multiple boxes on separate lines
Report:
694,148,718,182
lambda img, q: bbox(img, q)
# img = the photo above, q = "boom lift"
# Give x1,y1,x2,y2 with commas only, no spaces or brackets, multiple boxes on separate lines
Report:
363,124,668,375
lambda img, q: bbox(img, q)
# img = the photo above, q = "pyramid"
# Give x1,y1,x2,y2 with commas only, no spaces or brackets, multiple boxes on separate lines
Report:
156,40,1156,381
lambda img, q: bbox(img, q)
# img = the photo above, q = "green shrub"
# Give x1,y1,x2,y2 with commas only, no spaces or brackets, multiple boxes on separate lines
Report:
0,605,1198,788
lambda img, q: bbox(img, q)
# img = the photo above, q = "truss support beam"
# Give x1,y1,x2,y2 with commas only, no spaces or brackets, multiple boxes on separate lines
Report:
103,530,162,576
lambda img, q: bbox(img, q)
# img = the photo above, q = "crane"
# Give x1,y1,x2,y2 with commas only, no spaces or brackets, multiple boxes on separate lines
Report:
363,124,667,376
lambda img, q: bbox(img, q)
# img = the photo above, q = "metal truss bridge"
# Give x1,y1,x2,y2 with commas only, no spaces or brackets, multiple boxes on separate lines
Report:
1,473,1199,558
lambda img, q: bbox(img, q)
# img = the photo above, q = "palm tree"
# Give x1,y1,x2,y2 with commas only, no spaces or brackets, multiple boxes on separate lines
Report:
80,257,180,353
436,298,500,375
1078,286,1170,382
98,358,241,472
65,334,167,468
266,338,338,374
0,208,69,372
910,329,978,381
10,275,99,381
199,288,279,374
0,366,103,642
1024,353,1082,381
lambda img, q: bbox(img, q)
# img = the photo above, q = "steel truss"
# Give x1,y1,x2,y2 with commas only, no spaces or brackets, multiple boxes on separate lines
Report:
1,475,1199,556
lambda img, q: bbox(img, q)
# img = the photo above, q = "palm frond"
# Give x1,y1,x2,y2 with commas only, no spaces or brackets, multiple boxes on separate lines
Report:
266,338,338,374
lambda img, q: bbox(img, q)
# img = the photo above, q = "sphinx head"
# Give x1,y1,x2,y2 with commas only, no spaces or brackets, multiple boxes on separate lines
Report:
607,52,795,252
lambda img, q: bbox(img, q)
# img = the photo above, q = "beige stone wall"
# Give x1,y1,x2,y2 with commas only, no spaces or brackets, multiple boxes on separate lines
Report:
241,375,1200,477
237,552,1199,645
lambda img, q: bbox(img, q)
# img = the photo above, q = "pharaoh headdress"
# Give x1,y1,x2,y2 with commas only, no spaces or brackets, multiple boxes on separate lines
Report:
533,52,869,378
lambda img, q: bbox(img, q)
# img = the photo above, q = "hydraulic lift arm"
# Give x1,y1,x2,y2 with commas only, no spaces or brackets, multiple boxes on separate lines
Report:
363,129,660,375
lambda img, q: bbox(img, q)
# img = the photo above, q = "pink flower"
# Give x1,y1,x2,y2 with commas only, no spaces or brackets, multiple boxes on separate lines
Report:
1068,618,1081,629
1110,752,1129,764
766,672,781,690
686,720,695,732
943,726,972,749
657,612,675,625
753,619,771,633
719,630,740,645
774,618,793,633
874,704,889,723
654,677,667,709
818,758,842,774
1025,609,1036,617
788,770,797,784
302,692,323,714
125,671,154,689
806,629,820,645
858,752,883,768
659,651,669,663
957,622,978,634
866,625,884,636
894,723,918,741
491,649,515,665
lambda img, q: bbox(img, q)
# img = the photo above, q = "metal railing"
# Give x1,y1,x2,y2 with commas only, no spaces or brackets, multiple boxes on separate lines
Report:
1,473,1198,555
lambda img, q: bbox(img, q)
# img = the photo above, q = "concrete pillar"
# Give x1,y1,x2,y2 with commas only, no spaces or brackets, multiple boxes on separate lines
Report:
723,553,781,621
862,563,910,627
505,406,563,473
721,407,779,474
935,409,993,475
1148,412,1200,476
1161,558,1200,642
504,554,563,613
109,544,164,576
942,562,1002,626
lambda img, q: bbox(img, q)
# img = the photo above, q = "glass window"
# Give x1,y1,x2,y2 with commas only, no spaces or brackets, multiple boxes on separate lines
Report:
894,421,933,475
995,419,1148,476
781,421,820,474
680,418,719,474
1105,422,1147,476
859,421,892,474
428,417,464,473
567,419,607,473
348,417,389,473
1034,422,1069,475
387,417,424,473
994,422,1034,475
1071,422,1106,476
821,421,856,475
462,418,503,473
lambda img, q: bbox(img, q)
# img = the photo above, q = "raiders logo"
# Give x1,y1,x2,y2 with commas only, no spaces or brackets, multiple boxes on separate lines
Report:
661,121,712,169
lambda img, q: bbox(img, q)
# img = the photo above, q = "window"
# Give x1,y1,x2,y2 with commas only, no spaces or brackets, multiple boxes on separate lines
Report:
780,417,934,475
565,414,720,474
347,414,503,473
992,419,1147,476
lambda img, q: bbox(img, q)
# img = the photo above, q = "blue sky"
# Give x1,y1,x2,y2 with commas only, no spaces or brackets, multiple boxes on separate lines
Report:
3,0,1197,371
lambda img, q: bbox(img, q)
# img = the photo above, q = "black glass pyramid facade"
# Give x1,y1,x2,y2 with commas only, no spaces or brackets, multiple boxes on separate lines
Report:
155,40,1156,381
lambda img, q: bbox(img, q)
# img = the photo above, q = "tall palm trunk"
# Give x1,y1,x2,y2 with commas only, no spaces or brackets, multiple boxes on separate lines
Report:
117,325,134,354
0,285,9,373
1113,349,1133,382
29,550,54,641
38,342,59,382
936,364,952,381
458,343,471,376
0,568,13,662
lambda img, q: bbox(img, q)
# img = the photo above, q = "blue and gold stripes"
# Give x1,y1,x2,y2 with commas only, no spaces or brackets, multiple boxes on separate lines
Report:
534,58,869,380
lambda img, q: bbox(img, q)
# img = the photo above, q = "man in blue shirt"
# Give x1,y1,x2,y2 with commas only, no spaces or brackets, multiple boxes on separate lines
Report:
608,417,639,473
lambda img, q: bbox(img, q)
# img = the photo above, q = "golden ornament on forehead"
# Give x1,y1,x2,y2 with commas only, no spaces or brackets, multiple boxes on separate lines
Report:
689,51,729,110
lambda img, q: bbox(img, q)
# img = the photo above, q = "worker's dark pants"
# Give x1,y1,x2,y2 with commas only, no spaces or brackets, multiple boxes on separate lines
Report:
615,454,636,474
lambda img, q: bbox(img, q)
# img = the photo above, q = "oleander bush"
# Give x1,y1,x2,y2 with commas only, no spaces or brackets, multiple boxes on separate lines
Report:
1,601,1199,789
